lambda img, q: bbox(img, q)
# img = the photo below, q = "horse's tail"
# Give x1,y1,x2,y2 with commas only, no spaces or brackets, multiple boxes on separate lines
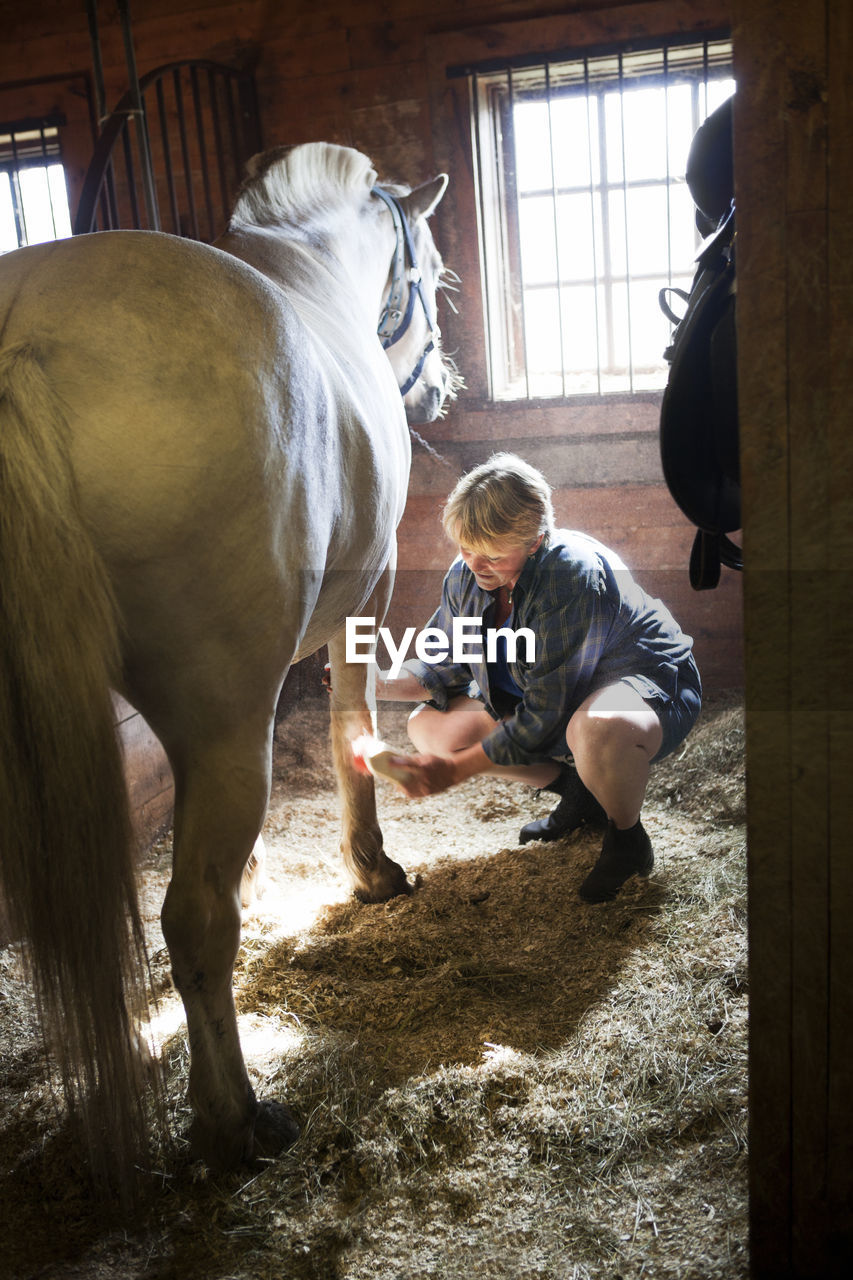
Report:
0,342,153,1198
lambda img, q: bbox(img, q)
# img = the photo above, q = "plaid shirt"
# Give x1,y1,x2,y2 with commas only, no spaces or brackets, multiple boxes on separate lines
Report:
403,530,698,767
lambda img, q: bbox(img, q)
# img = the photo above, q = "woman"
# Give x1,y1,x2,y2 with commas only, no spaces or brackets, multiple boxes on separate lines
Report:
376,453,702,903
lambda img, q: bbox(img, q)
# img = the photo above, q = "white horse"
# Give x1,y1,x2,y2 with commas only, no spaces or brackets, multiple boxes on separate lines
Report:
0,142,451,1187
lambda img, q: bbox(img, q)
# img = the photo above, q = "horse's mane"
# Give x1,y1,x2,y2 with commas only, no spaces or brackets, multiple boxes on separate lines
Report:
229,142,380,229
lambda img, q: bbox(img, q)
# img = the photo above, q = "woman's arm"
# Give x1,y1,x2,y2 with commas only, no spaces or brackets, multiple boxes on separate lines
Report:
394,742,491,797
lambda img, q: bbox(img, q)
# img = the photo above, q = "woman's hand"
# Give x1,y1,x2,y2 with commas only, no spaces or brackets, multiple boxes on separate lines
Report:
395,741,491,798
393,752,459,797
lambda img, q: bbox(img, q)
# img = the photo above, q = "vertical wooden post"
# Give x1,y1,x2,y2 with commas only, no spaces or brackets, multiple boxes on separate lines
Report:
733,1,853,1275
826,6,853,1274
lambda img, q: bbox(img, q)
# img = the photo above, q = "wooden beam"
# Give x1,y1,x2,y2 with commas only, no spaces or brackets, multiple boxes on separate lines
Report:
825,0,853,1265
734,0,853,1273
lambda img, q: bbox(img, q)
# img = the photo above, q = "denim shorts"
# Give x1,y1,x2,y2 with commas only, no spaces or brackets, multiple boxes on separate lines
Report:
473,654,702,765
542,655,702,766
642,655,703,762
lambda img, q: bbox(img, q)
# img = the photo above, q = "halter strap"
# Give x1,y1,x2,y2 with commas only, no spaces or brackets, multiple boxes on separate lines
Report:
372,185,437,396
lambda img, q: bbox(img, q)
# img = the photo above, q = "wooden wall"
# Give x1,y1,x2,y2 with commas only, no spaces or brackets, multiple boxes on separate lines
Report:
733,1,853,1275
113,695,174,847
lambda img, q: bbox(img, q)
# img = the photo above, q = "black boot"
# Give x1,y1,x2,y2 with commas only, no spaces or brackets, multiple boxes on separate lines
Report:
519,768,606,844
579,820,654,903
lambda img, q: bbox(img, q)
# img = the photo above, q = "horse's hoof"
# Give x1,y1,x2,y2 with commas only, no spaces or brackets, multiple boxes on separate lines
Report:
253,1098,299,1157
189,1098,298,1170
353,854,413,904
188,1115,251,1171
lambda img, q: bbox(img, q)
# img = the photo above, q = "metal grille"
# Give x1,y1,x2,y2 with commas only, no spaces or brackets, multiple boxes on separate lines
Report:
74,61,262,241
0,116,71,251
464,35,734,400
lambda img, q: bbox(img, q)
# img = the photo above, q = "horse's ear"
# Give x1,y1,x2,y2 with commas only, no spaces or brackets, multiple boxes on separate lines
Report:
399,174,449,222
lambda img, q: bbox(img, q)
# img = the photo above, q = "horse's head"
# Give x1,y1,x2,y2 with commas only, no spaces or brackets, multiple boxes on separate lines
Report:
372,178,460,424
225,143,460,424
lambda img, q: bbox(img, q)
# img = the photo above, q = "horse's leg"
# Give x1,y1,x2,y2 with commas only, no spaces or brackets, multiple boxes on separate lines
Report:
327,582,411,902
160,720,297,1168
240,833,267,910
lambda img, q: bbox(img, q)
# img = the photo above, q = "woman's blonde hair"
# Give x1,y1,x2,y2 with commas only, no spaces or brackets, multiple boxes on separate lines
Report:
441,453,555,553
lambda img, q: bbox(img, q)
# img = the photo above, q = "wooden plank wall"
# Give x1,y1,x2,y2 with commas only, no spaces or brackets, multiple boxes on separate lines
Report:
113,695,174,848
733,1,853,1275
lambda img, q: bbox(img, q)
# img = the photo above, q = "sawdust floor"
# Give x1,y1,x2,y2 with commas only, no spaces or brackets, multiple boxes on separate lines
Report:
0,690,748,1279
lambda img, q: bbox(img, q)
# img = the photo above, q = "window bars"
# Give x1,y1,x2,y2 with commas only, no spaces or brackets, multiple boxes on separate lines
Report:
0,116,71,252
461,35,734,400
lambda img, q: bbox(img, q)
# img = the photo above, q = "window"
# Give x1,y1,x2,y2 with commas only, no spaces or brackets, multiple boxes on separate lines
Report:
467,36,734,400
1,117,72,253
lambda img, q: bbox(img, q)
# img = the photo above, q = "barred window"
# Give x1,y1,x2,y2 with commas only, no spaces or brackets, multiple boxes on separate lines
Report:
465,35,734,400
1,117,72,253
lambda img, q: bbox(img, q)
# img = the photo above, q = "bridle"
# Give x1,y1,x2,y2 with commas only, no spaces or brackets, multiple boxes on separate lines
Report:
372,185,438,397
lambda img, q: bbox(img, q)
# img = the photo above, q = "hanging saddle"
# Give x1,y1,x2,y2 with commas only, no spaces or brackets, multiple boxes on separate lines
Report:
659,96,741,590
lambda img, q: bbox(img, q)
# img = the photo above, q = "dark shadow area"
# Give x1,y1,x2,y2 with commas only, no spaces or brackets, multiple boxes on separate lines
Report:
236,834,667,1084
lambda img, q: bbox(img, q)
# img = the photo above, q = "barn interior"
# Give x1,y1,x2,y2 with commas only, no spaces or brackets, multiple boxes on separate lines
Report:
0,2,849,1278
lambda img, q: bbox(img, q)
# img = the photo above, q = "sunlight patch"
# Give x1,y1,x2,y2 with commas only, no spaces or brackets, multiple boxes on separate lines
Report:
238,1011,303,1063
244,874,351,942
481,1041,526,1068
143,995,187,1051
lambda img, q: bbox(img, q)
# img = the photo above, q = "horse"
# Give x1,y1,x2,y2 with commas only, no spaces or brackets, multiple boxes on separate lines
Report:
0,141,452,1192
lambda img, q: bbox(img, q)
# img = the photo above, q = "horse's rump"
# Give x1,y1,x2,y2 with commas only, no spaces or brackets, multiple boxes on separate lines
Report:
1,233,401,690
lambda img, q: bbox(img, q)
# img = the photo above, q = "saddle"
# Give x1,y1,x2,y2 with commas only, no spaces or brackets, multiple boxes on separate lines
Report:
659,96,741,590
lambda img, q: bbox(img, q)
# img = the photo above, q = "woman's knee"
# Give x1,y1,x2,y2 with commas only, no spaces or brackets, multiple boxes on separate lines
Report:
407,697,494,754
407,703,445,752
566,686,662,762
566,707,616,762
